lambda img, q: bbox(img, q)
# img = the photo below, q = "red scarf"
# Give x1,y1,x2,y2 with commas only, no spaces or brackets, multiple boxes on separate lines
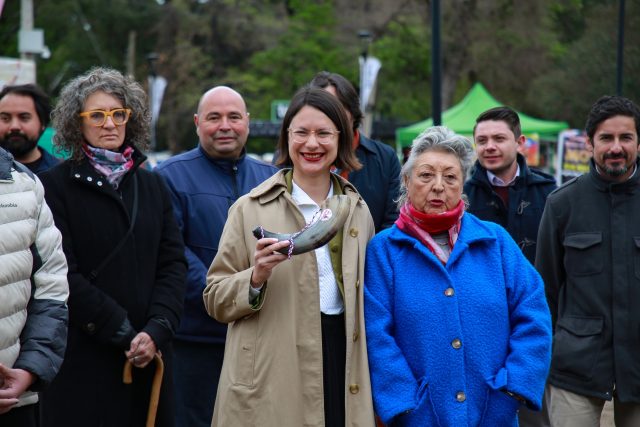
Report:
395,199,465,264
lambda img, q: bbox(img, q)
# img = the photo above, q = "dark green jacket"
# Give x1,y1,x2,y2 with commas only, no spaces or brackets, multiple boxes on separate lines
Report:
536,158,640,402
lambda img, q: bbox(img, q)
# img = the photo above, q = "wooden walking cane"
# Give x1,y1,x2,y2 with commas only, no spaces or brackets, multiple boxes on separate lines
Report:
123,353,165,427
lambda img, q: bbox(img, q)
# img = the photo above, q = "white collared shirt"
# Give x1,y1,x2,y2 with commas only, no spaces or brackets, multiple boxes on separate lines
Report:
486,163,521,187
291,180,344,314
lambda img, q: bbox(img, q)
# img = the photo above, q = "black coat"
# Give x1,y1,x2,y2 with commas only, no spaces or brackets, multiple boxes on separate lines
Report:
536,159,640,403
464,154,557,264
39,153,187,427
347,134,401,233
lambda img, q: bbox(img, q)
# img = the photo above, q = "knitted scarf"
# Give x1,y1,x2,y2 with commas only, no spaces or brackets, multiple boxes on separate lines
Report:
395,199,465,264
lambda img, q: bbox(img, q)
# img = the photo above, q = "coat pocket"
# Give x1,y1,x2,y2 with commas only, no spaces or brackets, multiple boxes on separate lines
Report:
479,389,519,427
225,315,258,386
552,316,603,381
563,232,603,276
392,378,441,427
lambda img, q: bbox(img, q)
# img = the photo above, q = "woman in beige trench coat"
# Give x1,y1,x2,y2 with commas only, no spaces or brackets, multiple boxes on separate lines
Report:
203,87,375,427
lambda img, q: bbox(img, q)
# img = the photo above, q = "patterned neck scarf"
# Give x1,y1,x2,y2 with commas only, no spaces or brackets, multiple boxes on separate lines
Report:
82,144,135,189
395,199,465,264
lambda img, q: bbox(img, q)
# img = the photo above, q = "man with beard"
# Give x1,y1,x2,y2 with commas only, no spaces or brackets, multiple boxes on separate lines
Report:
536,95,640,427
0,84,60,174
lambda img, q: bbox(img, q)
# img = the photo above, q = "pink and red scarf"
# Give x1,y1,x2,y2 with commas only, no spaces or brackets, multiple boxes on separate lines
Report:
394,199,465,264
82,144,134,189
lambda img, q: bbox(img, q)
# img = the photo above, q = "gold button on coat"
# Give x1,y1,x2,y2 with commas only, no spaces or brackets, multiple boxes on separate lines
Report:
349,228,358,237
349,384,360,394
456,391,466,402
451,338,462,349
444,287,454,296
353,331,359,342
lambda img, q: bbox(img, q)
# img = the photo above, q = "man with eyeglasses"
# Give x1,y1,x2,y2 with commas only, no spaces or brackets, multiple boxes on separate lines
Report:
310,71,401,233
0,84,61,174
156,86,277,427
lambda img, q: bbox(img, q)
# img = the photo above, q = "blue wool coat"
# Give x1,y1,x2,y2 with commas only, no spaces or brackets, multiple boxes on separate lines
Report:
364,214,552,427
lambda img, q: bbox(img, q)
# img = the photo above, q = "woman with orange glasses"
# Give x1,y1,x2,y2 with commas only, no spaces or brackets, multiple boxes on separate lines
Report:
39,67,186,427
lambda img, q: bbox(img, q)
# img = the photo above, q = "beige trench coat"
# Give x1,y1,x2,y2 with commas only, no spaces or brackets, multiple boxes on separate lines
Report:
204,170,376,427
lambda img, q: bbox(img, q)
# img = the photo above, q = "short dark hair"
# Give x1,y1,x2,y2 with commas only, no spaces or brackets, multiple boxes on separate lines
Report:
585,95,640,141
0,83,51,127
474,106,521,139
275,86,361,173
309,71,363,133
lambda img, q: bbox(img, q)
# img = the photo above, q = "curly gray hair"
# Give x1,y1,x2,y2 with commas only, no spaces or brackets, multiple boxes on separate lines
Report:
397,126,474,208
52,67,150,161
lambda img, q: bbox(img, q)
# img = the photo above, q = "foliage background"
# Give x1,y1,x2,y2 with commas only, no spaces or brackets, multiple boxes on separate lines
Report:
0,0,638,154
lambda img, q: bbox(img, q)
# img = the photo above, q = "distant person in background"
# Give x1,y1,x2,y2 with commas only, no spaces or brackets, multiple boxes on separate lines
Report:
156,86,277,427
310,71,401,233
464,107,556,266
0,84,61,174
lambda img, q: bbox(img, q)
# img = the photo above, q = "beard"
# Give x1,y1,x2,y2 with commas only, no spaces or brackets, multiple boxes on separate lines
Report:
0,131,40,159
601,152,632,177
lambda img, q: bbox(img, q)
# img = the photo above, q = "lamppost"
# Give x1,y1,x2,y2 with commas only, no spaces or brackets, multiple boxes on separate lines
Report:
431,0,442,125
616,0,625,95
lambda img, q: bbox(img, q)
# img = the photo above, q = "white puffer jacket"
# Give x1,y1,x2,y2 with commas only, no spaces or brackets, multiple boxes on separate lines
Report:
0,148,68,408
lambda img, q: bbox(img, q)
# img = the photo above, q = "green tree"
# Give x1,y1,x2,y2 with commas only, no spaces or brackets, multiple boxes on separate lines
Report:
373,17,430,122
225,0,354,119
529,0,640,127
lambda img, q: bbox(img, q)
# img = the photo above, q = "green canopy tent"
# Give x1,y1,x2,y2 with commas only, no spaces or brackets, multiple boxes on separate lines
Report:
396,83,569,148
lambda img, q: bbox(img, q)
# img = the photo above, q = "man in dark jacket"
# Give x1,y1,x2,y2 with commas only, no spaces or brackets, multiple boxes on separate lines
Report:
156,86,277,427
310,71,401,233
0,84,61,174
536,95,640,426
464,106,556,265
464,106,556,427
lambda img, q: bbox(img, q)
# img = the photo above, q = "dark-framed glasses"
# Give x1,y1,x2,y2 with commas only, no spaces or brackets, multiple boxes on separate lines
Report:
78,108,132,127
288,128,340,145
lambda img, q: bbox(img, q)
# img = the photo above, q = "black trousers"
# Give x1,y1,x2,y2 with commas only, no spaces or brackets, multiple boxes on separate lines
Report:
0,403,38,427
321,312,346,427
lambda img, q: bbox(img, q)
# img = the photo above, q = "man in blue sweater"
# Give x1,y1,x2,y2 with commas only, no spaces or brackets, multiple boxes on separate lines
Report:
156,86,277,427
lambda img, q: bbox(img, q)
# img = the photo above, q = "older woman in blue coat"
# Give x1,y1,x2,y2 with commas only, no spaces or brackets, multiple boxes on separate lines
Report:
364,126,551,427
